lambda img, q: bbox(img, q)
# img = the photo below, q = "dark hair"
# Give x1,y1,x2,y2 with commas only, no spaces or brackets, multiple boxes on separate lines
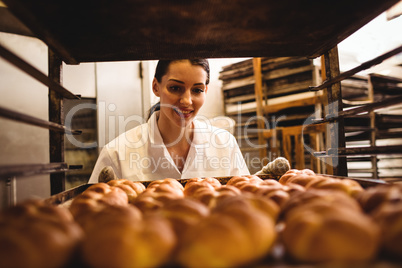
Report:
154,59,210,85
148,59,210,120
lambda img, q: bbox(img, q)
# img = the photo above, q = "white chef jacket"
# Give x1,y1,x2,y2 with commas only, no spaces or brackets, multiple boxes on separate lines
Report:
89,112,250,183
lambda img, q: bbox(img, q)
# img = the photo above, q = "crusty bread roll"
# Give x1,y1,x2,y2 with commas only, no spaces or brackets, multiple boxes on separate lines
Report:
371,202,402,259
183,179,216,197
157,198,210,245
190,184,242,209
260,178,283,187
306,176,364,197
107,179,146,203
281,183,306,195
282,203,380,263
281,190,380,263
147,178,184,191
280,189,362,219
227,175,264,187
132,193,165,212
133,178,184,213
355,184,402,214
256,186,290,208
215,193,280,222
69,183,128,229
0,199,83,268
185,177,222,189
279,169,316,186
81,205,176,268
177,195,277,267
225,175,265,195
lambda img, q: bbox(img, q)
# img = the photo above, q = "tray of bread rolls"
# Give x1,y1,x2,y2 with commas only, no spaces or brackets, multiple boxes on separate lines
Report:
1,169,401,268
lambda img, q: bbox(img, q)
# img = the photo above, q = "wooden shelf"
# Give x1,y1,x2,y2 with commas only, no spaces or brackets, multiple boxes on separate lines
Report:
3,0,399,63
315,145,402,157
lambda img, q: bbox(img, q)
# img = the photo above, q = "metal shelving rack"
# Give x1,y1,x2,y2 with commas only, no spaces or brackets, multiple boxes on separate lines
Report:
0,43,81,194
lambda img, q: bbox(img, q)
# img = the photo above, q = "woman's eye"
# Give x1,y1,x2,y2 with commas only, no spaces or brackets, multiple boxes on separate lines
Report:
169,86,181,92
193,88,205,94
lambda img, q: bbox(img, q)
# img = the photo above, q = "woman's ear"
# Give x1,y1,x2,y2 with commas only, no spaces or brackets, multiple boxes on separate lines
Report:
205,85,208,94
152,78,160,97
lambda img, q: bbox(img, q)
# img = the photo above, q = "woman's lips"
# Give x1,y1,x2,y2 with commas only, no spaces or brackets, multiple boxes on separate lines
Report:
173,107,193,118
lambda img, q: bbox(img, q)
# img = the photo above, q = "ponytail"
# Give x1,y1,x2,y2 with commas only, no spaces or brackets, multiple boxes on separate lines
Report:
147,102,160,120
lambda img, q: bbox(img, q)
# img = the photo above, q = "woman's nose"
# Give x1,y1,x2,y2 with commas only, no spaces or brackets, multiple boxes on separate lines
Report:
180,90,192,105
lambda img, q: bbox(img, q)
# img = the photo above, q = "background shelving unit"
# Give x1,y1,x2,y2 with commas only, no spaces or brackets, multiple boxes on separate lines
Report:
220,50,402,181
219,57,323,174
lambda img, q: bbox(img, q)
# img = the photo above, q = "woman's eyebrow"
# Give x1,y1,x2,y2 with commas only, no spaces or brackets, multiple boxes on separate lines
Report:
168,79,205,86
168,79,185,84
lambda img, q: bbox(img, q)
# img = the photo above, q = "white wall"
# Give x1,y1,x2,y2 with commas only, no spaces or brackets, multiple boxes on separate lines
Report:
63,62,96,98
95,61,144,148
338,12,402,77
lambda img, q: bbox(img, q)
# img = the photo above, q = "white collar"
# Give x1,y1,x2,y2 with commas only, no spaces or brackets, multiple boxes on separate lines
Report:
148,111,209,146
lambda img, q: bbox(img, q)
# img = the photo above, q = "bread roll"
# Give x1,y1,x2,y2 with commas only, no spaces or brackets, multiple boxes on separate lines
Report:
185,177,222,189
147,178,184,191
183,179,216,197
157,198,210,244
355,184,402,214
282,202,380,263
281,190,380,263
0,199,83,268
279,169,316,186
177,213,255,267
305,176,363,197
280,189,362,219
236,181,261,193
69,183,128,229
133,179,184,213
226,175,264,187
256,186,290,208
260,178,283,188
82,205,175,268
215,193,280,222
282,183,306,195
177,195,277,267
371,202,402,258
132,194,165,212
107,179,146,203
190,184,242,209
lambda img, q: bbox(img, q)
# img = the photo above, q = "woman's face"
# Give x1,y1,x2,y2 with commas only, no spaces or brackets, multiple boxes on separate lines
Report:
152,60,208,128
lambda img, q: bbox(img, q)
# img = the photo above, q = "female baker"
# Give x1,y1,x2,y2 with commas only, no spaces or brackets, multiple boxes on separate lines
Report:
89,59,250,182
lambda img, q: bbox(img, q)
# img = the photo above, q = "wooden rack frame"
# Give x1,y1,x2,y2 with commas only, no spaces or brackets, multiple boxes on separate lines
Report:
309,51,402,166
249,43,402,177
